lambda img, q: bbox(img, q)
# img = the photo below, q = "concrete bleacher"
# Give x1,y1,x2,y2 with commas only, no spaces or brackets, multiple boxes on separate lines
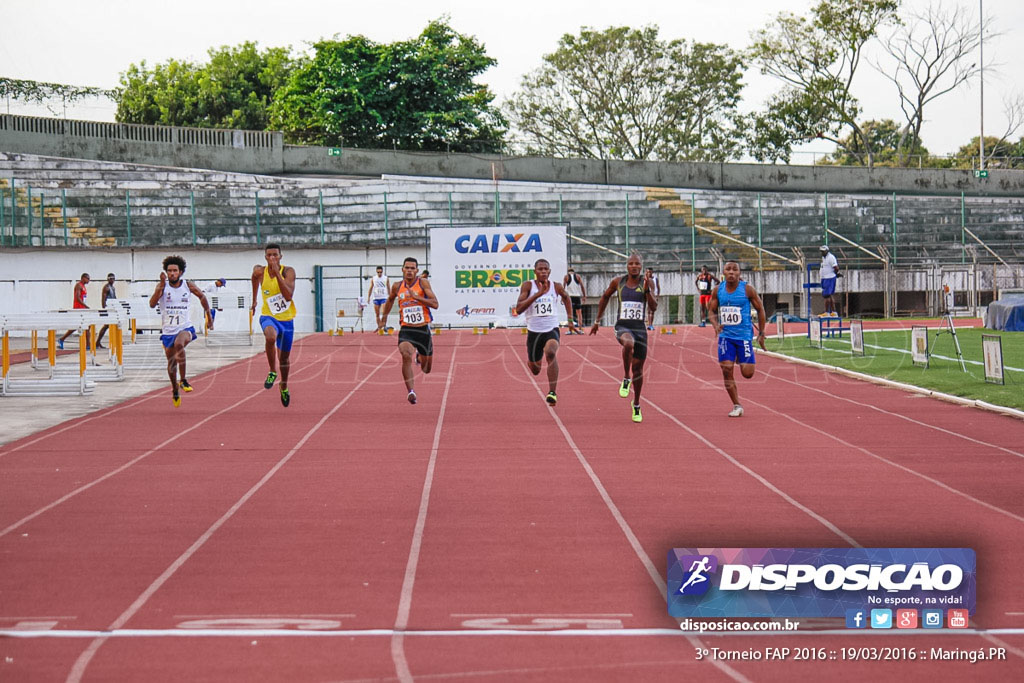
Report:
2,152,1023,271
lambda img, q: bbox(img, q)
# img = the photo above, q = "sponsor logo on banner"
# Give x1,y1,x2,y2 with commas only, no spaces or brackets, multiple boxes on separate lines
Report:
455,233,543,253
429,226,567,327
667,548,975,618
455,269,534,289
455,305,497,318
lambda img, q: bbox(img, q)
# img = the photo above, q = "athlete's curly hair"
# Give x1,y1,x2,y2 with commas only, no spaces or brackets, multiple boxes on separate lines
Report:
162,255,186,273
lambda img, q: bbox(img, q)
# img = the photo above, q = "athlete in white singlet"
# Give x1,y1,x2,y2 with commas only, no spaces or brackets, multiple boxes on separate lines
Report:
366,266,390,331
149,255,212,407
515,258,576,405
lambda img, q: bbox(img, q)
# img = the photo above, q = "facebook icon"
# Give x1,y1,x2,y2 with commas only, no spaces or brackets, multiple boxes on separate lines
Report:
846,609,867,629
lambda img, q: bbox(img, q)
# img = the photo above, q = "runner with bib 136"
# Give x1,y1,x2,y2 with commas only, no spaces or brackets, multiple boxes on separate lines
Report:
589,253,658,423
379,257,438,405
708,260,767,418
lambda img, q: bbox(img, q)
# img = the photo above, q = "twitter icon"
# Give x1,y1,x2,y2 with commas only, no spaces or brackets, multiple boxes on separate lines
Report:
870,609,893,629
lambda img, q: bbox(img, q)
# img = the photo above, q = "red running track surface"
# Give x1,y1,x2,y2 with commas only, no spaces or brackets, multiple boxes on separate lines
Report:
0,328,1022,682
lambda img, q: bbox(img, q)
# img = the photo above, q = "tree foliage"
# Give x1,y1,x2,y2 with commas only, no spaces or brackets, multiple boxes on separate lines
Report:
878,2,990,165
270,19,505,151
505,26,748,161
817,119,931,166
0,77,115,117
116,42,294,129
749,0,900,165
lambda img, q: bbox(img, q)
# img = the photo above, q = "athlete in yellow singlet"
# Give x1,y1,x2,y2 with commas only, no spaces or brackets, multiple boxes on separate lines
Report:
379,257,438,404
250,243,296,407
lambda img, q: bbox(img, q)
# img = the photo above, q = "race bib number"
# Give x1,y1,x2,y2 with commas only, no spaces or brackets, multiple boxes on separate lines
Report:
533,300,554,316
402,305,426,325
697,280,709,291
620,301,644,321
720,305,742,326
267,293,289,314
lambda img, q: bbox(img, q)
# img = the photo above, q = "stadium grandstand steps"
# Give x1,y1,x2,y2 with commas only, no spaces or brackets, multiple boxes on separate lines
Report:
2,152,1022,265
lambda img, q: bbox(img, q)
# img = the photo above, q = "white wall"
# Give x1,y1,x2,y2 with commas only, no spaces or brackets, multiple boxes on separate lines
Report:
0,246,429,333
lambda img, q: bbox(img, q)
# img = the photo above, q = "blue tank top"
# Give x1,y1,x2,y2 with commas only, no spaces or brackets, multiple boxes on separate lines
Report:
717,280,752,340
615,275,647,328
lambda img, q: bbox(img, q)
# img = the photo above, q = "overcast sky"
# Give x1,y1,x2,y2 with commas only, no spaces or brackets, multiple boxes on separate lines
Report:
2,0,1021,160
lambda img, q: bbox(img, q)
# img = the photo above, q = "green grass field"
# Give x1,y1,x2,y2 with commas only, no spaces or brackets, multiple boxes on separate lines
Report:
767,327,1024,412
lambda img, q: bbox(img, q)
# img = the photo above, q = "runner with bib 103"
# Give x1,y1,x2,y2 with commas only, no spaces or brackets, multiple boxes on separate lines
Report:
379,257,439,405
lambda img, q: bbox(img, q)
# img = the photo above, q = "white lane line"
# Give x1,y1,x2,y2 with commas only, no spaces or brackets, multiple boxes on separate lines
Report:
765,364,1024,460
0,353,262,457
390,341,460,683
566,345,859,547
506,344,751,683
3,627,1022,638
0,352,340,539
65,351,394,683
662,339,1024,525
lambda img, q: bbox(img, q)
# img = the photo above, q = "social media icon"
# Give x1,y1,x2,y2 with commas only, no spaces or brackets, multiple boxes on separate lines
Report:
846,609,867,629
922,610,943,628
948,609,969,629
870,609,892,629
896,609,918,629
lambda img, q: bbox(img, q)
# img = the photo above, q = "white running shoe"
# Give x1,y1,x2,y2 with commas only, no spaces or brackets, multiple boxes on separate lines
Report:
728,405,744,417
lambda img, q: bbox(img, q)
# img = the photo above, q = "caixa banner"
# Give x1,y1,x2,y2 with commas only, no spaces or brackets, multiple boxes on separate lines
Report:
429,225,567,328
667,548,975,618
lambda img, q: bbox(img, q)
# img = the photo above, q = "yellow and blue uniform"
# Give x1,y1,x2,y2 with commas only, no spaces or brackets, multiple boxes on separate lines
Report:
259,266,296,352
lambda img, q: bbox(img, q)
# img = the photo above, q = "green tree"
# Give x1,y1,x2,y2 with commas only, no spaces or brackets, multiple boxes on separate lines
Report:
749,0,901,165
116,42,294,129
270,19,505,151
951,136,1024,169
505,26,747,161
817,119,930,166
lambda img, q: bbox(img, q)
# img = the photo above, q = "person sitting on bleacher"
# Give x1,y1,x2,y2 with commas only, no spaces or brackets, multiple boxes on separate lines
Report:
819,245,841,317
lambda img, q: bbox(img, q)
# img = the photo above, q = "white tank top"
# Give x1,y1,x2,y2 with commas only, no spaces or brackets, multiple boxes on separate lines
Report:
160,279,192,335
564,274,582,297
371,275,389,299
525,280,559,333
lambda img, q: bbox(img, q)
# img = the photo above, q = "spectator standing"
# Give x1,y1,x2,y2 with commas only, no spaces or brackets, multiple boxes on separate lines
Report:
695,266,720,327
562,267,587,333
58,273,91,350
818,245,841,317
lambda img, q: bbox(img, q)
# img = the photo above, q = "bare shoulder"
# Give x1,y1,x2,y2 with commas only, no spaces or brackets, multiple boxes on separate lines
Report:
252,264,265,277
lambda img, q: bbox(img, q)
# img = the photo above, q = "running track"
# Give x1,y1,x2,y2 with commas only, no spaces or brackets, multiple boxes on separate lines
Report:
1,328,1022,682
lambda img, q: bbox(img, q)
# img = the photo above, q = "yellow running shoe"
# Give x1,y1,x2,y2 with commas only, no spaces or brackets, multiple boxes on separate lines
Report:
631,404,643,423
179,379,193,392
618,378,631,398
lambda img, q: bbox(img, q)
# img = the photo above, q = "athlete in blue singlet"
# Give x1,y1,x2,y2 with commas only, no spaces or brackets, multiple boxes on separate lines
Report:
708,260,767,417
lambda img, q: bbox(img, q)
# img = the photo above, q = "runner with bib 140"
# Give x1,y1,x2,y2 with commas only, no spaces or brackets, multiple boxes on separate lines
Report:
589,254,657,423
379,257,438,405
707,260,767,418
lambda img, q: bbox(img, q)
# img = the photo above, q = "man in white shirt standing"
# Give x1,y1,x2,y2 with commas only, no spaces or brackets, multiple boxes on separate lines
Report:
818,245,841,317
367,266,390,332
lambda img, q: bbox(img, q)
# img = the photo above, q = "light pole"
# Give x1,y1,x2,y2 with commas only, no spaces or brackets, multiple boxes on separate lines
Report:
979,0,985,170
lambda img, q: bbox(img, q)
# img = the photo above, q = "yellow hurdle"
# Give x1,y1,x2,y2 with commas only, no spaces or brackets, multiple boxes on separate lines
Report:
433,328,441,335
2,331,9,381
660,327,676,335
521,327,529,335
48,330,56,368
